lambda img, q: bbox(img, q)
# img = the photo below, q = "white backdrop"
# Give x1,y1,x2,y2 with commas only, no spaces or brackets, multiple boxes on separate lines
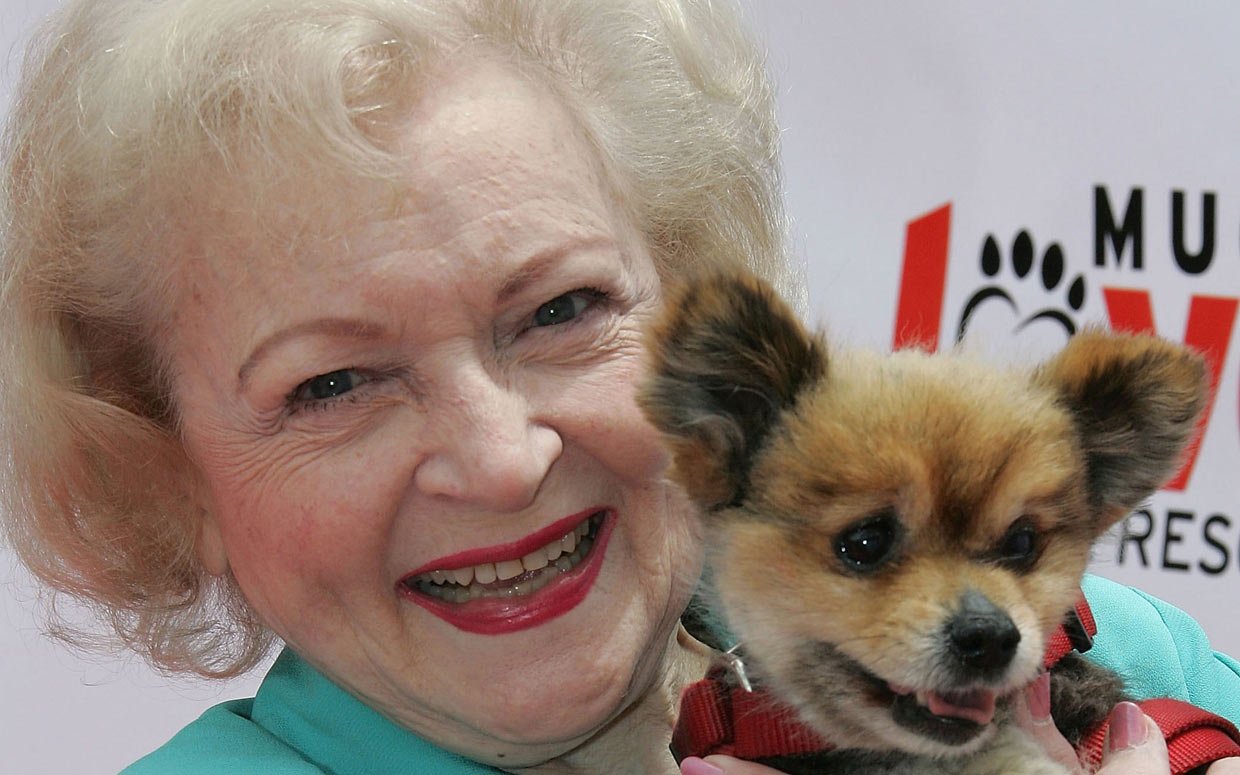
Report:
2,2,1238,772
755,0,1240,661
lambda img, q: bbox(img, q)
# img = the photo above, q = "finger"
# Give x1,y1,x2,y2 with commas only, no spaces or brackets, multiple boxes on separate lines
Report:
1206,758,1240,774
681,757,725,775
1011,671,1084,772
1096,702,1169,774
679,754,789,774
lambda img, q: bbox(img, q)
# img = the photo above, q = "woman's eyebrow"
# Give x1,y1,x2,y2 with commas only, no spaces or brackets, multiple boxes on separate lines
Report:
237,318,385,389
496,237,616,304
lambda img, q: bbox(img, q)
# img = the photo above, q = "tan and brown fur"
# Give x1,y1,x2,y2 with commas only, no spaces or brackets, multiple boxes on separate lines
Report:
640,270,1207,775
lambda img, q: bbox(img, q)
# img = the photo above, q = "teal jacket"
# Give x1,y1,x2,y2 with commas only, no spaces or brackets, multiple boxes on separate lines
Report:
124,575,1240,773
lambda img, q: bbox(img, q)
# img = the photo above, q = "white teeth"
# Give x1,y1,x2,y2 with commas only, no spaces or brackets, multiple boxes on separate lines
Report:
408,513,602,603
474,563,497,584
543,541,563,564
495,559,525,581
522,548,549,571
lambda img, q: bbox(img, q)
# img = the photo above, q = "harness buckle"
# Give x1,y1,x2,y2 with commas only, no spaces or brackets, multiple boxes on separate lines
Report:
718,644,754,692
1063,607,1094,654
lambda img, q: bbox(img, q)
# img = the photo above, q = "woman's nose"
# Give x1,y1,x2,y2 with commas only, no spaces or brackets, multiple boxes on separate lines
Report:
412,373,563,511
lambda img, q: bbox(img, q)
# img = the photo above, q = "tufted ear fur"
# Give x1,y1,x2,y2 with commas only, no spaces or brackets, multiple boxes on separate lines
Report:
638,271,826,512
1034,328,1208,527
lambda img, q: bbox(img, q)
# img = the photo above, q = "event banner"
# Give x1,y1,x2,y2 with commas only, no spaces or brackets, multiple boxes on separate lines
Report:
760,2,1239,653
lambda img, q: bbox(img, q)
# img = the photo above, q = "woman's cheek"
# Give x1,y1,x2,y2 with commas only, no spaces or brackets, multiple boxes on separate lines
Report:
202,430,390,558
579,344,667,451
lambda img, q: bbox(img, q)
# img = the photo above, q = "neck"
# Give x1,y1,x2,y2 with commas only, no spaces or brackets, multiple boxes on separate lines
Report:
507,624,713,775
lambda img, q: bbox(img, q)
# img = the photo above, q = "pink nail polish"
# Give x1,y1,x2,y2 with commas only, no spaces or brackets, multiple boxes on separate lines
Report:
1108,701,1149,752
681,756,725,775
1027,671,1052,721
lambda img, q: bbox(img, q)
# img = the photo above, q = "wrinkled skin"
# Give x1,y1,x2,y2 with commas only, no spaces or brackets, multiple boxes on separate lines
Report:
171,58,705,772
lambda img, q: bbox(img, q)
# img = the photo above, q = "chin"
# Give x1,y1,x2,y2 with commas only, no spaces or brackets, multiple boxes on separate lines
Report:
476,617,669,744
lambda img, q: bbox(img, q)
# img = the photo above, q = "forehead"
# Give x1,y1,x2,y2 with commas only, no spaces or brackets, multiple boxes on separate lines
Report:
388,57,618,249
172,56,625,301
753,351,1081,530
156,56,645,392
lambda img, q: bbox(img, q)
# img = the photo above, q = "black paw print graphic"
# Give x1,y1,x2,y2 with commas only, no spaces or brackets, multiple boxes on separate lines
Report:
956,230,1086,343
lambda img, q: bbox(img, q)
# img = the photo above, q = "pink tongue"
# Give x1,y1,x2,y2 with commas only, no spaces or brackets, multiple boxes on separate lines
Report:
925,689,998,725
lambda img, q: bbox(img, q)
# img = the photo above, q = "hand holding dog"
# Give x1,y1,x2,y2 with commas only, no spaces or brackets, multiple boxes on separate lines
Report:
679,750,1240,775
1015,672,1240,774
1015,675,1165,773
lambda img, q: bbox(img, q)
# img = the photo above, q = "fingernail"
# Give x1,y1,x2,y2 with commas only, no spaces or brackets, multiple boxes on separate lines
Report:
1027,671,1052,721
1108,701,1149,752
680,757,725,775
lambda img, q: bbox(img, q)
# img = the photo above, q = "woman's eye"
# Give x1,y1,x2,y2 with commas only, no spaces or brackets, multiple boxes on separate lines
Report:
290,369,365,405
532,290,598,327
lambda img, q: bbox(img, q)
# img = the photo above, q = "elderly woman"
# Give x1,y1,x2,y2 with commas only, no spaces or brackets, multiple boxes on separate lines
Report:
1,1,1237,773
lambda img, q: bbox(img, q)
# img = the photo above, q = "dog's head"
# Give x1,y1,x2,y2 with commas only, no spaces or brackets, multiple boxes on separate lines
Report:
639,270,1206,756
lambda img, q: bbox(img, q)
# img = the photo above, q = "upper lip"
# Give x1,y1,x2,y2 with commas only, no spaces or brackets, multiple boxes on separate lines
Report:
400,507,605,578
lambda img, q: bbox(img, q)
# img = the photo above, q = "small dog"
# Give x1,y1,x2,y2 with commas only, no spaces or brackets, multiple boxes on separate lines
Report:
639,270,1207,774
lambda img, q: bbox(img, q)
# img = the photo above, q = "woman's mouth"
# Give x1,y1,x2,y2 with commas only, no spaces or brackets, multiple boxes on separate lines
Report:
396,509,611,634
404,513,600,603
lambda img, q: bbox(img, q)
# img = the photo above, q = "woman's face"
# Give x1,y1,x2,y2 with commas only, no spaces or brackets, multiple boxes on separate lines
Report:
169,60,701,764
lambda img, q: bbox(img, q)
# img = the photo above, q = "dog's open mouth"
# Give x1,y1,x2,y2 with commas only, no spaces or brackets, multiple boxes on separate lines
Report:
892,684,998,725
883,682,997,745
797,638,1007,748
853,661,998,746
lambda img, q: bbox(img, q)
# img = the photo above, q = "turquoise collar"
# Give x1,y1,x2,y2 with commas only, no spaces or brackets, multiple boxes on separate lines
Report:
251,649,502,774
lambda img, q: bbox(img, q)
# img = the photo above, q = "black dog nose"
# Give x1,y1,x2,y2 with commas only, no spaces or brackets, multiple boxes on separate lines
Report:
947,590,1021,673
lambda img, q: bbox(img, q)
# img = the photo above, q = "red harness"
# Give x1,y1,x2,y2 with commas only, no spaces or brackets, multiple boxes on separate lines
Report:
672,599,1240,773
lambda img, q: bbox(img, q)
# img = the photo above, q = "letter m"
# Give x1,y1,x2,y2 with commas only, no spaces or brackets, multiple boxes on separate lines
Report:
1095,186,1144,270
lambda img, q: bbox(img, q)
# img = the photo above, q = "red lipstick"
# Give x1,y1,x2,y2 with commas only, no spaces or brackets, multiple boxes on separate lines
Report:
396,508,614,634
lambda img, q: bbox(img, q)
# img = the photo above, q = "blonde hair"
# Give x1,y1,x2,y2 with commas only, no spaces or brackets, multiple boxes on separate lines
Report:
0,0,788,677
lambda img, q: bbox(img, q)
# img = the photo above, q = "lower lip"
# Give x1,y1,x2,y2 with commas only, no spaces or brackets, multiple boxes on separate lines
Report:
397,511,615,635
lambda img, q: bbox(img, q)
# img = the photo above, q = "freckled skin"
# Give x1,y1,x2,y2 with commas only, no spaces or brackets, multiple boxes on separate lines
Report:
169,59,704,770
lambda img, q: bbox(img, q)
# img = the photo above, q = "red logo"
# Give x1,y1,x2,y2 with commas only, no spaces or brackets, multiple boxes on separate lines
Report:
893,203,1237,491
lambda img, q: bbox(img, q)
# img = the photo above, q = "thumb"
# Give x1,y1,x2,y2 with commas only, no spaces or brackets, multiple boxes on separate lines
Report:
1096,702,1169,775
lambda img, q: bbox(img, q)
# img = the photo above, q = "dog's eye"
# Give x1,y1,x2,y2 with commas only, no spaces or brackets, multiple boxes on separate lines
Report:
835,511,900,572
996,521,1039,571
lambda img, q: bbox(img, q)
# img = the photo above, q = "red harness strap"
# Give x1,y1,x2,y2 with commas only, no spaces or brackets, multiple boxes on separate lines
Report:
673,599,1097,762
672,670,832,761
1077,698,1240,773
1043,597,1097,669
673,597,1240,773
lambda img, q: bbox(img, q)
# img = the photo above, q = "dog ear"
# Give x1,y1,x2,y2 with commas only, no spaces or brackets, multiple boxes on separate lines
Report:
638,270,826,512
1034,328,1208,525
